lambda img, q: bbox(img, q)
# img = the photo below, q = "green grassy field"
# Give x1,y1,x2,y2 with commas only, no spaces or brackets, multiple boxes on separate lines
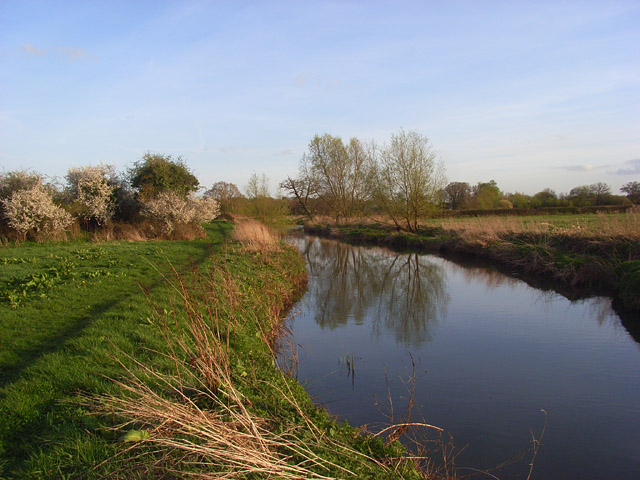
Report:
0,221,428,479
0,223,232,477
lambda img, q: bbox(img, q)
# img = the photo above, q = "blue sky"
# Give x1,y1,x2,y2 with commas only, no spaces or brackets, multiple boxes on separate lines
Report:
1,0,638,196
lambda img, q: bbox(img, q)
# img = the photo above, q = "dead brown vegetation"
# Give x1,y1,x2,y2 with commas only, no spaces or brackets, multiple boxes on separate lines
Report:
231,217,282,252
437,211,640,245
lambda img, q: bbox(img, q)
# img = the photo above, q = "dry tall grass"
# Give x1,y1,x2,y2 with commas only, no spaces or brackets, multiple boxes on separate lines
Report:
437,211,640,243
231,217,282,252
306,210,640,242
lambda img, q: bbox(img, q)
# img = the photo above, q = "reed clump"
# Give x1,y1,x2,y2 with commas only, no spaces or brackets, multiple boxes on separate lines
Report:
231,216,282,253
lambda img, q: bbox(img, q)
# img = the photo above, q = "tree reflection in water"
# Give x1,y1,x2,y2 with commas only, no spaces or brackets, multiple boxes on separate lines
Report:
290,235,449,347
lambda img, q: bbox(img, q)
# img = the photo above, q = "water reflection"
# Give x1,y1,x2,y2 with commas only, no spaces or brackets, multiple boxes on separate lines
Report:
291,236,449,347
283,234,640,480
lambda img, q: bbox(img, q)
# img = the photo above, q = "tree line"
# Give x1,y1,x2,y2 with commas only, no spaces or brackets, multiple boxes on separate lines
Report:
207,129,447,231
210,130,639,230
4,132,637,240
279,130,638,227
444,180,638,210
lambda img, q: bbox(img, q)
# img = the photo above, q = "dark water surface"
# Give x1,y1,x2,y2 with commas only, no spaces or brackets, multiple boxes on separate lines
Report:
280,235,640,479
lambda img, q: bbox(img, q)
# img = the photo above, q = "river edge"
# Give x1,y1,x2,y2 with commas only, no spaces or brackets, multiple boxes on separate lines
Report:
303,222,640,319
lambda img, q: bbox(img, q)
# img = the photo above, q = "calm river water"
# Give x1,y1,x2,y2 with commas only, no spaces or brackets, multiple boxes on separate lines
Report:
280,235,640,480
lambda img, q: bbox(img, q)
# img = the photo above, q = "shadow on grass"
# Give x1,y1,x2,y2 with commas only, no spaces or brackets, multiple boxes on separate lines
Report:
0,247,217,476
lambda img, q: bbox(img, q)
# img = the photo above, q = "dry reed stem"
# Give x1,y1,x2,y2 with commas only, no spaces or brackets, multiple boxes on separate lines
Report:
373,423,444,437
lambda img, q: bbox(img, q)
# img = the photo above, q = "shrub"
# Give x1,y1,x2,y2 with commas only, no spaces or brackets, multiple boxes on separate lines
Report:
65,164,116,225
0,170,42,201
141,192,219,234
1,183,73,238
129,153,199,201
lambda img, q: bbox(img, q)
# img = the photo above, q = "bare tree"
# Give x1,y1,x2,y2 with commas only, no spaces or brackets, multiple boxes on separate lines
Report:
588,182,611,205
280,155,318,219
345,137,376,216
304,134,375,219
444,182,471,210
204,181,243,214
621,181,640,204
373,130,446,231
245,172,270,199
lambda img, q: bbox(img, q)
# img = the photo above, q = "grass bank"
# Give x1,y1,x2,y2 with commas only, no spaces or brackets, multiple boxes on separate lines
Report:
0,219,437,479
304,212,640,312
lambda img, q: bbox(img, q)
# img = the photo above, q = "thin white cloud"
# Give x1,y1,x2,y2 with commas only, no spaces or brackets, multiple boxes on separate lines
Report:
274,149,293,156
22,44,46,56
57,46,97,62
610,158,640,175
325,78,340,90
558,164,602,172
295,73,307,86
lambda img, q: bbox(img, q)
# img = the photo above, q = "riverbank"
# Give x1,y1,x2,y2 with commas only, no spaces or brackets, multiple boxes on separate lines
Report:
0,219,432,479
304,212,640,312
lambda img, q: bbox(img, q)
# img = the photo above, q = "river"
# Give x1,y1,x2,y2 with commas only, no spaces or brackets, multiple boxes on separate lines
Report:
279,234,640,479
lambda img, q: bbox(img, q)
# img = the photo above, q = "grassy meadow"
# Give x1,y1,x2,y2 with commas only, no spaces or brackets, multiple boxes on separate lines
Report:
0,222,229,477
0,219,437,479
304,211,640,311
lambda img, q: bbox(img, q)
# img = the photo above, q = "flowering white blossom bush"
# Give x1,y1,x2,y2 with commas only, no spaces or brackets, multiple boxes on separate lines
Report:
65,165,116,225
1,183,73,237
141,192,220,234
196,196,222,223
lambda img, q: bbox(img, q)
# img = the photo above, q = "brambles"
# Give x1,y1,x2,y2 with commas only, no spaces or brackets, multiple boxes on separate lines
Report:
0,155,225,242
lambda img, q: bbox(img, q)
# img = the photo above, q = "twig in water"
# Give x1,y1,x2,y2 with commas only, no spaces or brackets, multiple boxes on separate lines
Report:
526,409,548,480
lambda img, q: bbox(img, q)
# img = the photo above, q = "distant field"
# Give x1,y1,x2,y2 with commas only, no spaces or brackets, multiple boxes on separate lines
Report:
309,211,640,242
425,211,640,241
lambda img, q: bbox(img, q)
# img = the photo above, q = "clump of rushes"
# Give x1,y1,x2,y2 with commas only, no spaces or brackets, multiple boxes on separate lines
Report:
90,240,435,479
